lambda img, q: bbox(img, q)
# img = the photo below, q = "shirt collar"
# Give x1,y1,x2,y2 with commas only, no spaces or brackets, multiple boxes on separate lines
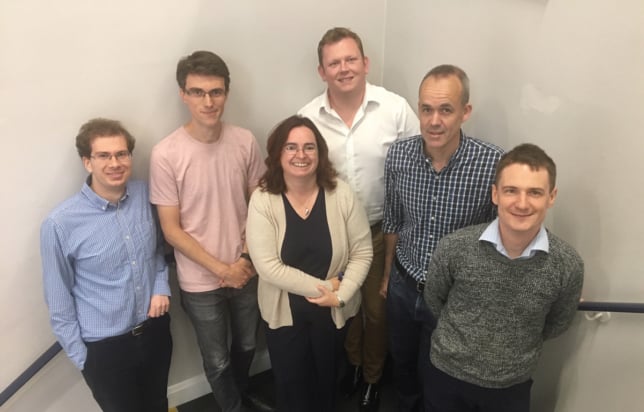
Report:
416,130,468,167
81,176,130,210
479,217,549,259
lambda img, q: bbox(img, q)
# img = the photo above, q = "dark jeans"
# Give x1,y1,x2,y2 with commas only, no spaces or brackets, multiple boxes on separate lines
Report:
81,314,172,412
387,261,436,412
425,360,533,412
180,276,259,412
265,297,348,412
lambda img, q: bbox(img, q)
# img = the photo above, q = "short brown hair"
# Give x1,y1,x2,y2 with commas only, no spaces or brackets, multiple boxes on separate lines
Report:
75,118,135,159
495,143,557,190
260,115,337,194
420,64,470,106
317,27,364,66
176,51,230,92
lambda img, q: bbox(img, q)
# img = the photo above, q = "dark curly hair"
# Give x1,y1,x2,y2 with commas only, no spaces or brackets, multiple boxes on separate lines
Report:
259,115,337,194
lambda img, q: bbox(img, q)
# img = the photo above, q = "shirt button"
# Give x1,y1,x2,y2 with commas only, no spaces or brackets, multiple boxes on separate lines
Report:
132,261,136,265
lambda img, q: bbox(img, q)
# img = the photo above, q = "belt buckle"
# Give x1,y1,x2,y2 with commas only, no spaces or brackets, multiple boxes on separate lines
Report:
417,280,425,293
131,322,146,336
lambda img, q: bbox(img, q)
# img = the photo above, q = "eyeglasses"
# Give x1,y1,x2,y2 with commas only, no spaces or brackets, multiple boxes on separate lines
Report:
283,143,317,154
90,151,132,162
184,87,226,99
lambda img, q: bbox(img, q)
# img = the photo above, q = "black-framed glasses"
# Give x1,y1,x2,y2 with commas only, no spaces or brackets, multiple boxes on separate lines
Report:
90,151,132,162
184,87,226,99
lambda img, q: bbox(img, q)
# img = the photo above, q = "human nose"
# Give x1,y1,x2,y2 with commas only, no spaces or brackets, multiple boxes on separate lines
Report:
203,93,214,105
516,192,528,209
107,155,121,166
429,111,441,126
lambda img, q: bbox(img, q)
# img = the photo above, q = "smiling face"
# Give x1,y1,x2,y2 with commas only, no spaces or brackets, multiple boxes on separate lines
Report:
280,126,319,182
83,135,132,201
318,37,369,97
418,74,471,158
492,163,557,243
180,74,228,130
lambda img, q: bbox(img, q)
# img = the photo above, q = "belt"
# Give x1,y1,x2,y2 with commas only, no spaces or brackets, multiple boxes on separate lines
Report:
87,314,169,345
394,255,425,293
104,319,150,342
131,320,149,336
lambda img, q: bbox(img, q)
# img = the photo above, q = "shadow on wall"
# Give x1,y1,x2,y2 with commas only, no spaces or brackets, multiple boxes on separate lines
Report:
530,313,586,412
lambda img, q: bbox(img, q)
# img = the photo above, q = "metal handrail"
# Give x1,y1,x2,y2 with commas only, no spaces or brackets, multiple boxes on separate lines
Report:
0,342,61,406
578,301,644,314
2,300,643,406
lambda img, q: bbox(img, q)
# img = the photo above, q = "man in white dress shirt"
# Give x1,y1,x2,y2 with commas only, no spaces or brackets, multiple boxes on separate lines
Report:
299,27,419,411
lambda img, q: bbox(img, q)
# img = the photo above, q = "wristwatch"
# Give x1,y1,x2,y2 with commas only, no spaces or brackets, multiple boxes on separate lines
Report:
337,295,345,308
240,252,252,263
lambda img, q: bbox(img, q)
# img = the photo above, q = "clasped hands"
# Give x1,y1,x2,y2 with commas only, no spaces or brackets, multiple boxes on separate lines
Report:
220,258,255,289
306,276,342,307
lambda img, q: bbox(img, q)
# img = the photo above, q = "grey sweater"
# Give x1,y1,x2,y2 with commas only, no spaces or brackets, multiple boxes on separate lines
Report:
424,223,583,388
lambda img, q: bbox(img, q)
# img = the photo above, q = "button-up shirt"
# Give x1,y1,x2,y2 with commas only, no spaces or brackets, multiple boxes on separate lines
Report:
299,83,419,225
41,179,169,369
480,217,549,259
383,133,503,282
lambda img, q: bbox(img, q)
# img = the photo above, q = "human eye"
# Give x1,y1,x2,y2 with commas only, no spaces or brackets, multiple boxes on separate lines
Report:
94,152,110,161
328,61,340,68
187,88,206,97
440,106,453,114
208,88,225,98
115,151,131,161
304,143,317,153
283,143,297,152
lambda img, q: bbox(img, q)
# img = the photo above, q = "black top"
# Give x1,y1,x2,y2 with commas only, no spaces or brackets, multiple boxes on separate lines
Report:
280,190,332,317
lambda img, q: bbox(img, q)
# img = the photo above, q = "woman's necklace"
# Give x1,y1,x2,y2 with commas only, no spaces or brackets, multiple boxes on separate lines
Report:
289,187,319,218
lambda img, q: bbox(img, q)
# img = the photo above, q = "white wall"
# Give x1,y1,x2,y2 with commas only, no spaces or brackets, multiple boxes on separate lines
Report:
384,0,644,410
0,0,386,409
4,0,644,410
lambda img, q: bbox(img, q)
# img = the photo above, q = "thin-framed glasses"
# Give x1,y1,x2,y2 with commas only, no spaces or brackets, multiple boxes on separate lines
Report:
90,151,132,162
283,143,317,154
184,87,226,99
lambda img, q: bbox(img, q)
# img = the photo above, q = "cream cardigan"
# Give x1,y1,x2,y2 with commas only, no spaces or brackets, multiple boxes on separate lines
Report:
246,179,373,329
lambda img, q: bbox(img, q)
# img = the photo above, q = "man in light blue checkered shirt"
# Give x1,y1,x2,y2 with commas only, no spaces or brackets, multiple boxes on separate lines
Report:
41,119,172,412
381,65,504,412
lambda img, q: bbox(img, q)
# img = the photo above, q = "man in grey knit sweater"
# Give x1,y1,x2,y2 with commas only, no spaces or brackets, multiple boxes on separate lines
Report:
423,143,583,412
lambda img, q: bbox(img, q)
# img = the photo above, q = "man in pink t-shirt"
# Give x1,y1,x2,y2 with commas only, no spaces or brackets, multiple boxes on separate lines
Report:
149,51,266,412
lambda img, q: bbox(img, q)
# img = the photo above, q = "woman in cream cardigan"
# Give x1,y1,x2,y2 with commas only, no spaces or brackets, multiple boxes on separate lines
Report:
246,115,372,411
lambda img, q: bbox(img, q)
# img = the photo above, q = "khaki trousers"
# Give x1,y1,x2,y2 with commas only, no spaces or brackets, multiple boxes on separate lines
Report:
344,224,387,383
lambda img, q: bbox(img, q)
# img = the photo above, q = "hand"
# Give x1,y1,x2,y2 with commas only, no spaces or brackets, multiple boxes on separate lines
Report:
220,259,254,289
328,276,341,292
379,271,390,299
148,295,170,318
306,285,341,307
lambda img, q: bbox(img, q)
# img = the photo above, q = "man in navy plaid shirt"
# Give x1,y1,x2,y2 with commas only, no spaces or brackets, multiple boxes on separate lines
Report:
381,64,504,411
